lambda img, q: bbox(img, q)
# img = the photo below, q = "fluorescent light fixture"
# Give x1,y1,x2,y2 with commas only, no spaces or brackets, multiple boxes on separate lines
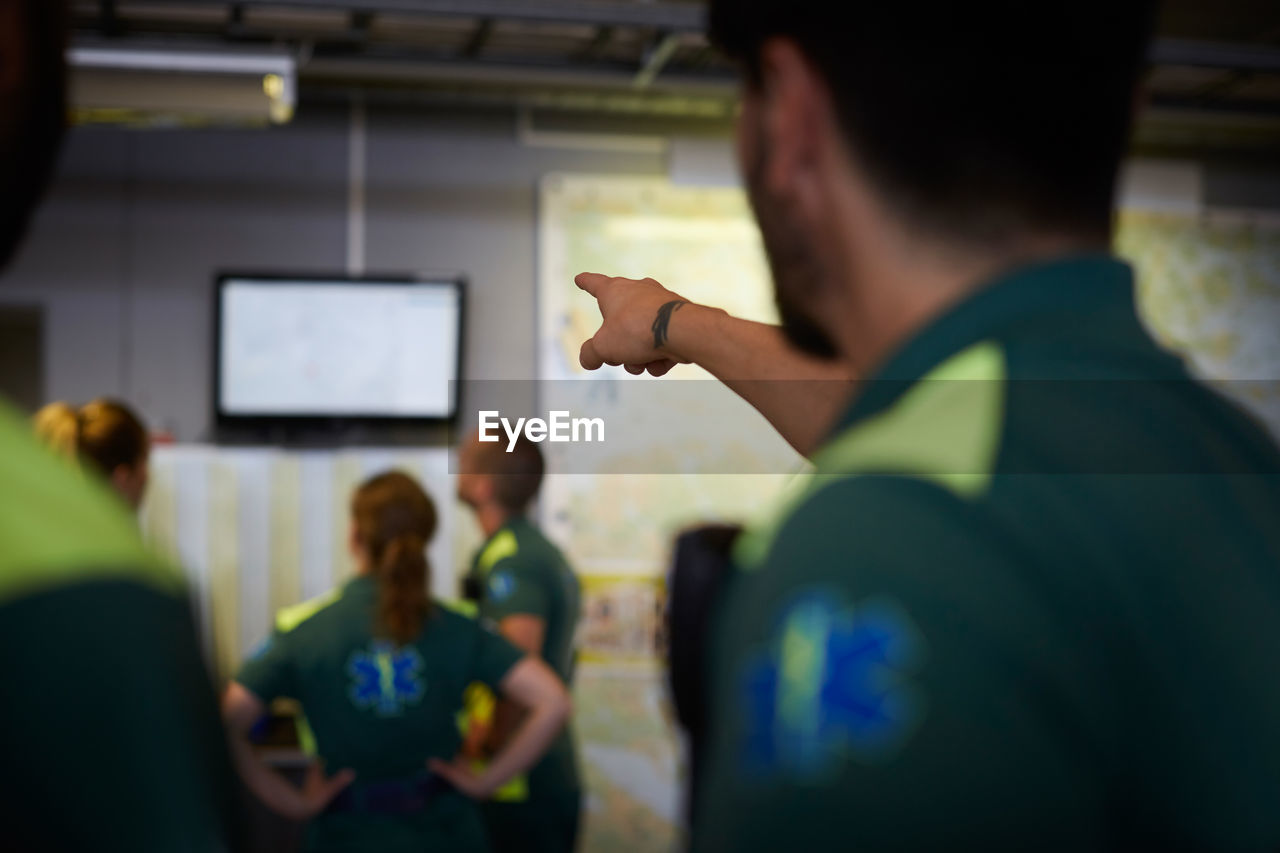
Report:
67,46,297,126
68,47,294,76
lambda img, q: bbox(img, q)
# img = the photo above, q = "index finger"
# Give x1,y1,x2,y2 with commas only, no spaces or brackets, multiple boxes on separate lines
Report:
580,337,605,371
574,272,611,298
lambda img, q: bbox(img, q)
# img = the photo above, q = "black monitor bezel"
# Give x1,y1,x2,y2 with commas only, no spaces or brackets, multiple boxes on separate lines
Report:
212,270,465,430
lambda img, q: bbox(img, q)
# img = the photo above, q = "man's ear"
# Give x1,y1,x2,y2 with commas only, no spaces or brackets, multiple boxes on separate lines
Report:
474,474,496,505
756,37,829,204
348,521,361,558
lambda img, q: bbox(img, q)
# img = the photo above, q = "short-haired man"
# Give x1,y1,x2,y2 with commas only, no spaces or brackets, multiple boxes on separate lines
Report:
458,433,582,852
574,1,1280,849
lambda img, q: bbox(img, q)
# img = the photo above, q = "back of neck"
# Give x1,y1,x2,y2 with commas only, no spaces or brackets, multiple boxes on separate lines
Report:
477,504,512,539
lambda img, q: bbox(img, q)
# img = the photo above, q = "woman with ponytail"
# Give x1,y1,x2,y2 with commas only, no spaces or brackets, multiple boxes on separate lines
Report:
32,397,150,510
222,470,571,853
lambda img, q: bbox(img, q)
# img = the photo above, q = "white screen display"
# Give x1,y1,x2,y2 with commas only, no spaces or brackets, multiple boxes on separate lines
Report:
219,278,460,418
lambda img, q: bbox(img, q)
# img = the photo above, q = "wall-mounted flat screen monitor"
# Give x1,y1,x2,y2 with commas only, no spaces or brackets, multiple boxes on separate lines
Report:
215,273,463,423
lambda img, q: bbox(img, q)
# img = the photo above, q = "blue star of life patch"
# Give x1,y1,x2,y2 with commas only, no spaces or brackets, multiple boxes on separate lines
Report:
741,590,925,779
347,641,426,716
488,569,516,603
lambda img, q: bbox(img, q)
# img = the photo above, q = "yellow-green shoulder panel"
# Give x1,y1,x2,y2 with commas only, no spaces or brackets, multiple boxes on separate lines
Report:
274,588,343,633
438,597,479,618
735,342,1007,569
0,400,178,604
476,528,519,575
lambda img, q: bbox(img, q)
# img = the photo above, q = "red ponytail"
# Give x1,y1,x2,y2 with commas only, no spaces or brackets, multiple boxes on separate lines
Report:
352,471,437,644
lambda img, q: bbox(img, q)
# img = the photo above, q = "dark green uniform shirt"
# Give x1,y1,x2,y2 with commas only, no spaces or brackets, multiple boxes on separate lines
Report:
694,256,1280,851
466,516,583,802
0,400,240,851
237,576,524,851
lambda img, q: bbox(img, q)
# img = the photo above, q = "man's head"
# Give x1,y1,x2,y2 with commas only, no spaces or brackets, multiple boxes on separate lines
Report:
458,432,546,518
708,2,1158,360
0,0,68,270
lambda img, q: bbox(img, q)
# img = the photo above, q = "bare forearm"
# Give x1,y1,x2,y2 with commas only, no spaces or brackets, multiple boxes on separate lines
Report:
668,305,857,455
478,700,569,793
228,733,309,820
490,615,544,752
573,272,858,455
485,698,525,754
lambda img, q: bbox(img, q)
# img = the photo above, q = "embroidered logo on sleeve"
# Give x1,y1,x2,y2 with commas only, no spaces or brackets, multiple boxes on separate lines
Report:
487,570,516,603
347,641,426,716
741,591,925,779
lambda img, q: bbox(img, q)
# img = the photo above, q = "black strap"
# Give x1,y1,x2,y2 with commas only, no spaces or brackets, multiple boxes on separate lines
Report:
666,524,741,826
324,771,450,816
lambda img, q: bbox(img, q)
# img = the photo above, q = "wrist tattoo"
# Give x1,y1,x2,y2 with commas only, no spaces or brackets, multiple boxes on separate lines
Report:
651,300,688,349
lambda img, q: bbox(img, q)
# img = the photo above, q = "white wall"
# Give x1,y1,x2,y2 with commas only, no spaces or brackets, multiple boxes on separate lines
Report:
0,104,667,440
5,103,1278,441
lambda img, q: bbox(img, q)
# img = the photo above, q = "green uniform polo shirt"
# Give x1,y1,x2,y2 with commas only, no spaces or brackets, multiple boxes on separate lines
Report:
466,516,583,805
0,400,241,851
237,576,524,851
693,255,1280,851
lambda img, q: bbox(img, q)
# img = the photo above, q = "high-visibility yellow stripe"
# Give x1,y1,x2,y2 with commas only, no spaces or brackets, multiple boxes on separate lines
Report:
275,588,342,633
480,761,529,802
296,714,319,757
272,699,319,757
456,681,529,802
477,529,519,576
735,342,1007,569
0,400,179,604
439,597,479,618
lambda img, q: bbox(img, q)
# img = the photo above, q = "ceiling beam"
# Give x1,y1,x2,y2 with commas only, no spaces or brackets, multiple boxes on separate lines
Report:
633,32,681,89
93,9,1280,75
575,25,616,62
1148,94,1280,120
351,10,375,39
463,18,495,59
1149,38,1280,73
99,0,124,37
161,0,707,32
301,53,736,97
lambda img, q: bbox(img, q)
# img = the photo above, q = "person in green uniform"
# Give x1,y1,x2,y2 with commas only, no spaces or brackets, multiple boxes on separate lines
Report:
0,2,242,849
458,434,583,853
223,470,571,853
572,1,1280,849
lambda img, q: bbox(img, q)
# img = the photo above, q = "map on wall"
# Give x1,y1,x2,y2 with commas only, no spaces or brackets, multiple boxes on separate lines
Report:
537,174,799,852
1116,208,1280,437
537,173,801,575
539,173,779,382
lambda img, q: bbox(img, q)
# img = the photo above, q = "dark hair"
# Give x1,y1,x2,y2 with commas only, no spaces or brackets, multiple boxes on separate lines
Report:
474,435,545,514
0,0,68,269
33,398,149,476
708,1,1158,244
352,471,437,645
